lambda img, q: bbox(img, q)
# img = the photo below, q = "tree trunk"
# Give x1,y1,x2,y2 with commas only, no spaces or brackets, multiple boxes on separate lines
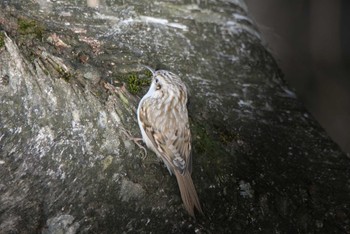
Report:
0,1,349,233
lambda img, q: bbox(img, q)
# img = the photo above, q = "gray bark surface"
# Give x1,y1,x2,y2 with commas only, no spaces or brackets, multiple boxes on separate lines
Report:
0,1,349,233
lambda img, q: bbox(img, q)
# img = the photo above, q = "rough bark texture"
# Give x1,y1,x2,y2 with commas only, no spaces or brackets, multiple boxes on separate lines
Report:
0,1,349,233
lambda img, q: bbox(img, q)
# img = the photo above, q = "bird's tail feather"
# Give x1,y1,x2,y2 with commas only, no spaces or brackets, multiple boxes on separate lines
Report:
174,170,203,217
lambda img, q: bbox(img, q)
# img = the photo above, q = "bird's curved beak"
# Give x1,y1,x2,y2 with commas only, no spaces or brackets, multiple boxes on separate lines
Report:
142,65,155,77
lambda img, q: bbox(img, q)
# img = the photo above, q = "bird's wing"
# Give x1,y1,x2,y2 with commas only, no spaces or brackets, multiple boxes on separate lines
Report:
139,98,191,175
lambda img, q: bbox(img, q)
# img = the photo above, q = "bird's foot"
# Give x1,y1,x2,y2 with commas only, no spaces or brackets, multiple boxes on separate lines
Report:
121,128,147,159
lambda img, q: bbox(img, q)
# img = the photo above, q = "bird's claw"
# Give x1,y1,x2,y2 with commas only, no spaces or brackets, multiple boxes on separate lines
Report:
121,129,147,159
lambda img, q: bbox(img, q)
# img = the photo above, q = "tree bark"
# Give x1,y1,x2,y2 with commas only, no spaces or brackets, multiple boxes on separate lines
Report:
0,1,349,233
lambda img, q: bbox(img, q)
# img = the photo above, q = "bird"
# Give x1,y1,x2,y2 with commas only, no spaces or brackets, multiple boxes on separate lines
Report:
137,67,203,217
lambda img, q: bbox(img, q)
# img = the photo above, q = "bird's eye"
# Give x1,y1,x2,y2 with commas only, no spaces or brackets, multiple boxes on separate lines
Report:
154,78,161,90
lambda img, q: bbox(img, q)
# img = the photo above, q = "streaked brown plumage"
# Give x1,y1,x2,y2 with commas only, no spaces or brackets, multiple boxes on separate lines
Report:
137,69,202,216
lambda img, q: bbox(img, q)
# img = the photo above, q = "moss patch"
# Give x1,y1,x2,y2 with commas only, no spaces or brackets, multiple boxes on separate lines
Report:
124,71,152,95
191,119,229,165
58,66,73,82
144,69,153,78
18,18,44,40
0,32,5,48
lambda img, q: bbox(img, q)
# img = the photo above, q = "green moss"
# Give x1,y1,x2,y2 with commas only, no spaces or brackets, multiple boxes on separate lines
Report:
144,69,153,78
126,73,151,95
61,72,72,82
127,74,141,94
191,122,219,157
0,32,4,48
18,18,44,40
190,120,237,191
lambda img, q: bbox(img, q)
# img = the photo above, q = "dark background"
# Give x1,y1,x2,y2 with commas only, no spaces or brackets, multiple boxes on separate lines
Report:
246,0,350,154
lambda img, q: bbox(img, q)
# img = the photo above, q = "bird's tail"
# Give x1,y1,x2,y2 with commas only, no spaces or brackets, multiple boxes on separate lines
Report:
174,170,203,217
